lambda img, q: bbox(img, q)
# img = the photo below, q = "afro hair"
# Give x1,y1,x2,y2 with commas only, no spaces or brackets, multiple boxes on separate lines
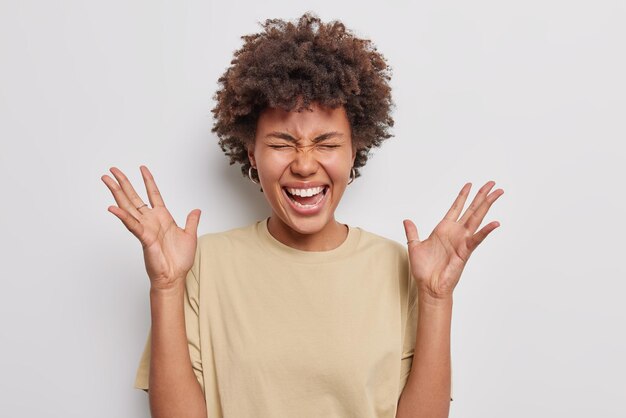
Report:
211,11,395,183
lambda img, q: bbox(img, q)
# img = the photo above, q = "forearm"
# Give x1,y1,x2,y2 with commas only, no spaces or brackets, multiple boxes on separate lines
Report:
148,285,207,418
396,294,452,418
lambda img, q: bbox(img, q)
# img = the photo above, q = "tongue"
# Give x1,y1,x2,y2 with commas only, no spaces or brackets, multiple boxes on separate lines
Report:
291,192,321,205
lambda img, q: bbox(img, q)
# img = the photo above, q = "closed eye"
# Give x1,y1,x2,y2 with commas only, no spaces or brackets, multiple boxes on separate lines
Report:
268,144,340,150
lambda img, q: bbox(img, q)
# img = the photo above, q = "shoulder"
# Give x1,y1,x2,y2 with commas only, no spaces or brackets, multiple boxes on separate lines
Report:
352,227,411,283
354,226,408,261
190,221,261,276
196,221,258,250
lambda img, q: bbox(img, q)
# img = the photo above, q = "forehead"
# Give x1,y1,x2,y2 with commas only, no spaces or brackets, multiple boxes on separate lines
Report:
256,103,350,138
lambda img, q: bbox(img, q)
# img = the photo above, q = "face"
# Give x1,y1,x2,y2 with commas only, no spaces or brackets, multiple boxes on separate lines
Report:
247,102,356,237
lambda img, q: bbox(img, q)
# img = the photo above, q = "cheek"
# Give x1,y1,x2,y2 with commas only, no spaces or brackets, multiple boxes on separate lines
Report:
320,153,353,180
256,153,291,180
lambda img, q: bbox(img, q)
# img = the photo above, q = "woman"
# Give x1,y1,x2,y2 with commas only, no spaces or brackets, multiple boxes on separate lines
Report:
102,13,503,418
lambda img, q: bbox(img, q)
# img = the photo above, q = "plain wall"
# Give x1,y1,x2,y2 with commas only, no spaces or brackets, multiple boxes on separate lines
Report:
1,0,624,417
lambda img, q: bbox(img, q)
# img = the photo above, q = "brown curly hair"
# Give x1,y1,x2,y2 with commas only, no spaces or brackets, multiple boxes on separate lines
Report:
211,11,394,183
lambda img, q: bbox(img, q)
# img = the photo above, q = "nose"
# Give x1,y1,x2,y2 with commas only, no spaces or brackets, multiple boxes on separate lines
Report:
289,146,318,178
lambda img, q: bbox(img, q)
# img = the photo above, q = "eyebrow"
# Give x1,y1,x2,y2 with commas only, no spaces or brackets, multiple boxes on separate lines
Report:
264,131,344,143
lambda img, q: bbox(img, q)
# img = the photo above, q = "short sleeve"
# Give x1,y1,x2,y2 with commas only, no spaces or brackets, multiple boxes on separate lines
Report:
133,247,204,393
398,263,418,396
398,258,454,402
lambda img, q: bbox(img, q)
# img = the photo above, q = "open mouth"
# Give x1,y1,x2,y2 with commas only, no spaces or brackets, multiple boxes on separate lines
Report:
282,186,328,210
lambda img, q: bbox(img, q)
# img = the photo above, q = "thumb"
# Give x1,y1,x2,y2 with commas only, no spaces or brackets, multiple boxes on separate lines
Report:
184,209,201,235
403,219,420,245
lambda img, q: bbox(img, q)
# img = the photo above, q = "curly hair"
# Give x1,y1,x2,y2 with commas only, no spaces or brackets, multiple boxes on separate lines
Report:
211,11,394,183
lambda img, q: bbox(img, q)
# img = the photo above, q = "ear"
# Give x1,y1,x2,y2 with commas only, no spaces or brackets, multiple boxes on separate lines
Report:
247,144,256,168
351,142,357,167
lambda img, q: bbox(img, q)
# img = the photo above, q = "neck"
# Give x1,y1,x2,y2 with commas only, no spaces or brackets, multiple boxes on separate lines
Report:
267,215,349,251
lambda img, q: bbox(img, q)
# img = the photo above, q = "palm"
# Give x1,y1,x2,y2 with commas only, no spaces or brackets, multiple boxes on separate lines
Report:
102,166,201,290
138,206,198,286
403,181,504,300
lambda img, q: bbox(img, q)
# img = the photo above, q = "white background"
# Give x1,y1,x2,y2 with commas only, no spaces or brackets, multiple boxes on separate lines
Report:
1,1,624,417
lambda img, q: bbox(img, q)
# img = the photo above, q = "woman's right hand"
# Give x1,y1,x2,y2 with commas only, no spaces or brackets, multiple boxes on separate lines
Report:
101,166,201,291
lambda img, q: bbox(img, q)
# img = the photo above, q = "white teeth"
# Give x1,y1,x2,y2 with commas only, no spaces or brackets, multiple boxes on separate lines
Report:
293,200,318,208
286,186,324,197
289,190,326,208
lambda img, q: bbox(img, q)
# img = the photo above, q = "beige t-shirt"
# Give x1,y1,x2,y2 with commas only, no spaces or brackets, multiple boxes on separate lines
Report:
134,218,453,416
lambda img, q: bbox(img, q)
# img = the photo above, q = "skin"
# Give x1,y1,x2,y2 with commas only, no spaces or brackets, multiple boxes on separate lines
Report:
101,167,205,418
397,181,503,418
101,101,504,418
247,102,357,251
403,181,504,301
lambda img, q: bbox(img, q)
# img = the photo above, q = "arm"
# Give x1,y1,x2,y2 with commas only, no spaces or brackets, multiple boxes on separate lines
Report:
101,165,207,417
398,181,503,417
148,284,208,418
396,295,452,418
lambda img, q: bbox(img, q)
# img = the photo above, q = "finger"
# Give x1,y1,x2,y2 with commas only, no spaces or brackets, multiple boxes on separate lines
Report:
467,221,500,253
443,183,472,221
107,205,145,239
101,174,143,220
109,167,150,213
140,165,166,208
465,188,504,234
184,209,201,235
457,181,496,225
403,219,420,246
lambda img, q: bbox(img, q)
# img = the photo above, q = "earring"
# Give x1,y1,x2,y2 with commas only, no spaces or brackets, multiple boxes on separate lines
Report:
347,167,356,185
248,166,259,184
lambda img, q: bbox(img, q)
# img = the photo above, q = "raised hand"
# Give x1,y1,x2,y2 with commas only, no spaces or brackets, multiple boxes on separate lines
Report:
101,166,201,291
403,181,504,301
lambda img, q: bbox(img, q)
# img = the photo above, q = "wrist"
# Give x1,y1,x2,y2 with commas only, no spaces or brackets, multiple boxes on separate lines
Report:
418,290,453,308
150,281,185,298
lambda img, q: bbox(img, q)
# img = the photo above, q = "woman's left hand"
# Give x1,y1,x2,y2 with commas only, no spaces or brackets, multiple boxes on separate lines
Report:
403,181,504,301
